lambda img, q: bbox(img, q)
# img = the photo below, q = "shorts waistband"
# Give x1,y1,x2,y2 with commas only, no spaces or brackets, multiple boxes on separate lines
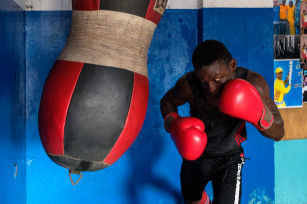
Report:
201,151,244,159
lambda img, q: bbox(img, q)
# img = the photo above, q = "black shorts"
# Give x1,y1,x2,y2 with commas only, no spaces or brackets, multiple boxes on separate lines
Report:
180,155,245,204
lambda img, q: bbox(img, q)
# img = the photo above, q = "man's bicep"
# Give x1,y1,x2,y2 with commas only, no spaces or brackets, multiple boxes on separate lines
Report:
247,71,285,140
163,88,187,107
246,71,272,100
160,88,187,118
247,71,282,122
160,76,192,118
173,75,193,103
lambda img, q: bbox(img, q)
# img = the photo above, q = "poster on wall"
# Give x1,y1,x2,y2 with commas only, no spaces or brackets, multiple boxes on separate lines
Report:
273,0,304,107
274,60,302,108
301,0,307,35
301,34,307,102
274,35,300,59
303,69,307,101
299,0,307,103
273,0,300,36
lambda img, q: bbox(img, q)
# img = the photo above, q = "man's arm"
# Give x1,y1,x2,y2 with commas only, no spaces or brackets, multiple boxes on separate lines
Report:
160,75,208,160
246,71,285,141
160,75,193,118
281,81,291,93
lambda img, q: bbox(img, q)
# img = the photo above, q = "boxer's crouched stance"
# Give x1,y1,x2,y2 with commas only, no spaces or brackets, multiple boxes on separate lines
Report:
160,40,285,204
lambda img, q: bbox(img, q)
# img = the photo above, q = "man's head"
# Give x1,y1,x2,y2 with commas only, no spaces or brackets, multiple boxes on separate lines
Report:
282,0,286,5
304,10,306,15
192,40,237,98
274,0,278,6
289,1,293,7
275,67,283,80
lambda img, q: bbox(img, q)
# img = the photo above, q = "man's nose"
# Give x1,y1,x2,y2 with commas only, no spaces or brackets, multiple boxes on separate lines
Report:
208,82,217,93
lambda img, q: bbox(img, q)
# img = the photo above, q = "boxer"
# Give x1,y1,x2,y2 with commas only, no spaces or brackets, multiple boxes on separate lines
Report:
160,40,284,204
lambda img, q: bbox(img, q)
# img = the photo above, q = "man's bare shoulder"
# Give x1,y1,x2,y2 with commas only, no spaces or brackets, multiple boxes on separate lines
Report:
246,70,270,98
174,73,194,103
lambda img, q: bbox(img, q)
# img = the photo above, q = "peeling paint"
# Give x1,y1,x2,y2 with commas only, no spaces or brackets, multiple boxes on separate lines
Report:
248,189,273,204
26,158,36,166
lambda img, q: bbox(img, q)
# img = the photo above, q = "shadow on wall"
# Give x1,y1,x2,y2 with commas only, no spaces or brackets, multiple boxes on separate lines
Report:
124,106,183,204
120,9,200,203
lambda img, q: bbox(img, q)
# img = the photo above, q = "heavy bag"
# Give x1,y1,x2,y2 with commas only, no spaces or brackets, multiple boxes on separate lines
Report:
38,0,168,171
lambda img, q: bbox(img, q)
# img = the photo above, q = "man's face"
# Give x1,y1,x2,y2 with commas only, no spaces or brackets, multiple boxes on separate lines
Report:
276,72,283,80
282,0,286,5
195,60,236,98
289,1,293,6
274,0,278,6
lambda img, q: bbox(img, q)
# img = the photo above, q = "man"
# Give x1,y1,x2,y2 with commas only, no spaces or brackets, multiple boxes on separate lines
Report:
275,38,286,59
287,1,296,35
279,0,290,35
274,67,291,107
160,40,284,204
303,75,307,102
295,0,301,34
302,44,307,60
302,10,307,34
274,0,280,35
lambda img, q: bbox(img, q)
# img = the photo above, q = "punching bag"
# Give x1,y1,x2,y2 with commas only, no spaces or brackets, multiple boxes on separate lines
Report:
38,0,167,172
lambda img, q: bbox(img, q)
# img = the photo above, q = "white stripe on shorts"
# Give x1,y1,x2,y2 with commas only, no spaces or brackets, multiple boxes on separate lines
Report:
234,158,245,204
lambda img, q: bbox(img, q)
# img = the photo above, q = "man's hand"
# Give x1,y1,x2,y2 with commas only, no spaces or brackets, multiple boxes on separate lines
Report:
219,79,273,131
164,113,207,160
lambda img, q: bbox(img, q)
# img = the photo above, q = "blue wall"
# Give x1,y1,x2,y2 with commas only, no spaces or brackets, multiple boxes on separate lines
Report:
203,8,275,203
0,3,26,204
23,7,275,203
24,9,198,204
2,1,307,203
275,140,307,204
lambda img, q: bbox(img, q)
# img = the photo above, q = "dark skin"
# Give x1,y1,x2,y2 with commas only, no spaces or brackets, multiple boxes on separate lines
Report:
276,71,290,85
161,59,284,204
161,59,284,142
281,0,286,6
274,0,278,7
276,72,283,80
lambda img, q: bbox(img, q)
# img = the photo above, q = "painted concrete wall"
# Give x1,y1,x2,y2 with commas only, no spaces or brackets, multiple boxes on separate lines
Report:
24,9,195,204
1,0,307,203
0,1,26,204
201,7,276,203
23,6,275,203
275,140,307,204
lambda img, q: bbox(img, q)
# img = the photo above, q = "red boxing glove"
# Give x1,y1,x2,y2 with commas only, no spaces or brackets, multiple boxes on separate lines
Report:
219,79,273,131
164,113,208,160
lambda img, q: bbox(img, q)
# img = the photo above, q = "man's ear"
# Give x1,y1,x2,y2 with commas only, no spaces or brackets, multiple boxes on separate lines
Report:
230,58,237,71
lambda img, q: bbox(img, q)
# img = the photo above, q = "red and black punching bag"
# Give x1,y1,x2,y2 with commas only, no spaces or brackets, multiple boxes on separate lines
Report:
38,0,167,172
